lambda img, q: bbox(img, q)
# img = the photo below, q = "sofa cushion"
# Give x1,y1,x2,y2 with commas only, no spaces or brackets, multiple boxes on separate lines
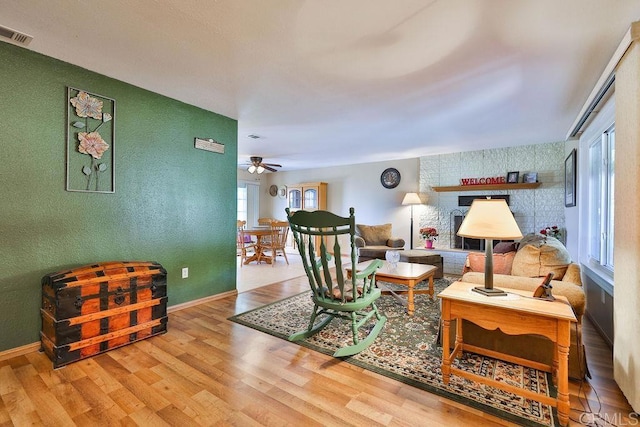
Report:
387,238,405,248
465,251,516,275
563,263,583,286
356,223,392,246
494,242,517,253
512,234,572,279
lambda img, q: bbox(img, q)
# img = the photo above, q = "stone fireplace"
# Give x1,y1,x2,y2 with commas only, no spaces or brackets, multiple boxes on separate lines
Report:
419,141,567,272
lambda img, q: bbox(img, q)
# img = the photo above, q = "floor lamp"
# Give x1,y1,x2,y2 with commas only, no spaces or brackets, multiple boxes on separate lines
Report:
401,193,422,249
457,198,522,296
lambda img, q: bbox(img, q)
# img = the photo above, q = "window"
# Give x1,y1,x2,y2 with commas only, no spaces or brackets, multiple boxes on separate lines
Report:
587,125,615,272
304,188,317,209
237,186,248,223
237,182,260,226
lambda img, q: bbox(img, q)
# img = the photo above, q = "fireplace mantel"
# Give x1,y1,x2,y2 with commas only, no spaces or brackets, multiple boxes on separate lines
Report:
432,182,541,192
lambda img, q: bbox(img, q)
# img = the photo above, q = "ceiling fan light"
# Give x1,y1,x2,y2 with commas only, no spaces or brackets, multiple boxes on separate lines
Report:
247,165,256,173
256,166,265,174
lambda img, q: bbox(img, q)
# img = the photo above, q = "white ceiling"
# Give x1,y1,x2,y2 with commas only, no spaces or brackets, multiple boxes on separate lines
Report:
3,1,639,171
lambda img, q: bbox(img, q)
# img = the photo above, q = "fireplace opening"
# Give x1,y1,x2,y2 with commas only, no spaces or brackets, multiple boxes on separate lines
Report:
453,214,483,250
451,211,514,251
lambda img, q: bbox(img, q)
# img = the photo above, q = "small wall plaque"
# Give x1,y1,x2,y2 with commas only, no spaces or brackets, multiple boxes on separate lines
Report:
194,138,224,154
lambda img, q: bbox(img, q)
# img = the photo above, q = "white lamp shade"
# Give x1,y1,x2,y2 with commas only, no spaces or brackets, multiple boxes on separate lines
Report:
256,165,265,174
401,192,422,205
457,199,523,240
247,165,256,173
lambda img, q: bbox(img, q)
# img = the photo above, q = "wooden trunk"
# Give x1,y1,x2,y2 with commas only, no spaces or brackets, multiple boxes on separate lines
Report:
40,261,168,368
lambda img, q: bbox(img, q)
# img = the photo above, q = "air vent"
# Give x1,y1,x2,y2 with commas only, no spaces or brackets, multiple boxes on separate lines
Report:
0,25,33,46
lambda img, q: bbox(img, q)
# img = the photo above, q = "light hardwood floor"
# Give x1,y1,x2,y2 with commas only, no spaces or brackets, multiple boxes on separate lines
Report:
0,274,634,426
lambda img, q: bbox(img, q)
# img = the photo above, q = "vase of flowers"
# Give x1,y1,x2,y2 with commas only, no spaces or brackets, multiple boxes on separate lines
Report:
540,226,561,240
420,227,438,249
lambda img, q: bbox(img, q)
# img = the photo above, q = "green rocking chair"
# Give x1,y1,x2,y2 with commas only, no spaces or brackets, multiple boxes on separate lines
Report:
286,207,386,357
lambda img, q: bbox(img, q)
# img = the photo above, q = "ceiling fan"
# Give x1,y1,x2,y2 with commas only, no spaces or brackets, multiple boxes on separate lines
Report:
246,156,282,174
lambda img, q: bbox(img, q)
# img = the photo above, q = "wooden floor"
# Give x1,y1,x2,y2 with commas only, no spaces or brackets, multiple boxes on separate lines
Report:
0,275,634,426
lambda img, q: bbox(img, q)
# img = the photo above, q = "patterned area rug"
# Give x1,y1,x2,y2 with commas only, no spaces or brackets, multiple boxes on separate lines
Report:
229,278,558,427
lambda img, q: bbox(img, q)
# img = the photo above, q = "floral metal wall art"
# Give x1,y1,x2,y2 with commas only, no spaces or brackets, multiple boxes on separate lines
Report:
66,87,115,193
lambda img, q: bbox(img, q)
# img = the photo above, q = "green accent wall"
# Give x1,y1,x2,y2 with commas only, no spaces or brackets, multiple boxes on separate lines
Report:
0,42,238,352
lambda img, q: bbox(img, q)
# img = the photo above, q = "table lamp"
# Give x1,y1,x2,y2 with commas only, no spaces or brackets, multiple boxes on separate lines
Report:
457,198,523,296
401,192,423,249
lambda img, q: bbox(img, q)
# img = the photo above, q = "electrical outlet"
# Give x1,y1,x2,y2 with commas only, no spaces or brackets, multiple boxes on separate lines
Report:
181,267,189,279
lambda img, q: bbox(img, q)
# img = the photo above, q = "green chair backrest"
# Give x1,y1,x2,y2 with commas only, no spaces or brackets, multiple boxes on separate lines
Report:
286,207,373,303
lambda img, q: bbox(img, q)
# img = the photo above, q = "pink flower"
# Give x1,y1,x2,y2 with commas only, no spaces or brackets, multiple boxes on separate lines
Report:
78,132,109,159
541,226,561,239
420,227,438,240
70,91,103,120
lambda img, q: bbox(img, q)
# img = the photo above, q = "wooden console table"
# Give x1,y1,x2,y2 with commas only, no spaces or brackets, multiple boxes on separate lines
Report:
438,281,576,426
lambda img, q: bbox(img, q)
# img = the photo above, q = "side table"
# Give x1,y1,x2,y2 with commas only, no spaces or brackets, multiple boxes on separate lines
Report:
439,281,576,426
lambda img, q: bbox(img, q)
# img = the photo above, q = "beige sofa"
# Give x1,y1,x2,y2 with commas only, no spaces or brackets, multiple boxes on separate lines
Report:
354,223,405,261
449,235,587,379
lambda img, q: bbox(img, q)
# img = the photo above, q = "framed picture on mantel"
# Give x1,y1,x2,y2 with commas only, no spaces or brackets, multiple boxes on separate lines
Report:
565,149,577,207
506,171,519,183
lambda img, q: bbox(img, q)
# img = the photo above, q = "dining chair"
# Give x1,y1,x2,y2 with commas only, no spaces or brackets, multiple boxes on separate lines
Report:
237,220,257,267
286,207,385,357
260,220,290,266
257,217,275,226
257,217,277,246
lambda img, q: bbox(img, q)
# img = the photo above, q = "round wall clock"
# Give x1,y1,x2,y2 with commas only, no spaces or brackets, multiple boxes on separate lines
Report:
380,168,401,189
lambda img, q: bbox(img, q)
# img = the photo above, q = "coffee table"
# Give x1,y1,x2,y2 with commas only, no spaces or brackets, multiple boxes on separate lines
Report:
348,260,437,316
439,281,576,426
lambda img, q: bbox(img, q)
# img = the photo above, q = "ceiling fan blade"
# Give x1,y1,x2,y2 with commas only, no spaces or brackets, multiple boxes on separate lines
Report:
246,156,281,172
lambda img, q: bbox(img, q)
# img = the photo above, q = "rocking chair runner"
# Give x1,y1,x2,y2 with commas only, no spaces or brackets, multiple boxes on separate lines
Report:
286,207,386,357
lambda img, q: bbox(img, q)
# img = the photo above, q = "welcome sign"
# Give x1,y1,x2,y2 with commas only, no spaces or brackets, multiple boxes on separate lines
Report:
460,176,507,185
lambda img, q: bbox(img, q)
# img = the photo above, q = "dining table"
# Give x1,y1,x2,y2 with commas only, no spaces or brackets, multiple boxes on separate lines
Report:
242,227,274,264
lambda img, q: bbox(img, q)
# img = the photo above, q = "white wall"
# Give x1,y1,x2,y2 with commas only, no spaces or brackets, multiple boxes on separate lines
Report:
238,168,266,188
260,158,420,246
613,26,640,412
